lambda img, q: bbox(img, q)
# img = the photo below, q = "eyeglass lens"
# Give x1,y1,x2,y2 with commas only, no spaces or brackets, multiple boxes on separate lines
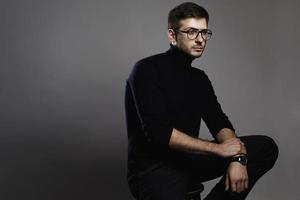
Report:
187,29,212,40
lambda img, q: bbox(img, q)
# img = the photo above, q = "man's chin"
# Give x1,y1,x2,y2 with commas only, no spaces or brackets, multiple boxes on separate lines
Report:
191,52,203,58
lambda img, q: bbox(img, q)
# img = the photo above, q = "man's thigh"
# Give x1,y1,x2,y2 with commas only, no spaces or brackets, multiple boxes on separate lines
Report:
186,135,278,183
185,150,230,183
136,162,189,200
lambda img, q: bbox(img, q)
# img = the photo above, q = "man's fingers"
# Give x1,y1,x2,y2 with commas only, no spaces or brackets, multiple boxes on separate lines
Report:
230,180,237,193
225,174,229,191
236,181,242,193
230,179,248,193
240,180,245,193
221,138,248,157
239,178,249,193
245,179,249,189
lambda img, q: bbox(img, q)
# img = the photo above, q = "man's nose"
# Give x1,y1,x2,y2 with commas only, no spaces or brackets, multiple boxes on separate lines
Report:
195,32,204,42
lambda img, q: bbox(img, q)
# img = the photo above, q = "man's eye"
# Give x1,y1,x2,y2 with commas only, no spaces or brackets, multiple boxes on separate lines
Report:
202,30,209,34
188,29,198,34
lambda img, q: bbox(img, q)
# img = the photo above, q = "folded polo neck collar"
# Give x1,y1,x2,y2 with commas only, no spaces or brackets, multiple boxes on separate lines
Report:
166,43,195,67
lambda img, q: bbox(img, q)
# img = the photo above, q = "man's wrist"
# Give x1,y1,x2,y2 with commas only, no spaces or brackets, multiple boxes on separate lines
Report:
206,142,219,155
233,153,247,157
230,154,248,165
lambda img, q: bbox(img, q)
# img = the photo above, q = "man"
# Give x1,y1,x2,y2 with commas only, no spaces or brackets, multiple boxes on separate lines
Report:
125,2,278,200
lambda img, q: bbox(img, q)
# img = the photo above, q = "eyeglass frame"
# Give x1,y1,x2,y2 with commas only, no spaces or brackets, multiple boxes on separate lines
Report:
173,28,213,41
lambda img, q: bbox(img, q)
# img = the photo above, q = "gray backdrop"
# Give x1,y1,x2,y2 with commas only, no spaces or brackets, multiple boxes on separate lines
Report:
1,0,299,199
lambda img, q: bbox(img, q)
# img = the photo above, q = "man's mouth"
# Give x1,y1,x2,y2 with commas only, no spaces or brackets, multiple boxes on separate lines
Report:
193,47,204,51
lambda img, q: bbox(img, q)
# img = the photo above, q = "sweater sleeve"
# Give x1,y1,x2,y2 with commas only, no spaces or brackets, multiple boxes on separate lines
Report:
127,59,173,149
200,71,235,138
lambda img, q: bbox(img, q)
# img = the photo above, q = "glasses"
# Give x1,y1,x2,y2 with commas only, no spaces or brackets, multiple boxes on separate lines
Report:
175,28,212,41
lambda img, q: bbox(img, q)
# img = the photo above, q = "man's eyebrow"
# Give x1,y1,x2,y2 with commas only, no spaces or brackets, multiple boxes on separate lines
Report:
182,26,197,30
182,27,207,31
182,27,202,31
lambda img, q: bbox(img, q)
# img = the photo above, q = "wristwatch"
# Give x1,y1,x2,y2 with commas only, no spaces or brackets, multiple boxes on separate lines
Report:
230,154,248,166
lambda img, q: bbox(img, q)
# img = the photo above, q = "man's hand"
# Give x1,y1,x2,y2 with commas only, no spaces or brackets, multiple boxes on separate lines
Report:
225,162,249,193
214,137,246,158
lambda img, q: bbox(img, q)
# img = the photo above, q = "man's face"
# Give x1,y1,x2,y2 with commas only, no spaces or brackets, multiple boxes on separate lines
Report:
172,18,208,58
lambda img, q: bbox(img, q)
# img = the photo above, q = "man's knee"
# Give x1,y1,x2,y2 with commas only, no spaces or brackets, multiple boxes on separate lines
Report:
251,135,278,168
260,135,279,168
240,135,279,168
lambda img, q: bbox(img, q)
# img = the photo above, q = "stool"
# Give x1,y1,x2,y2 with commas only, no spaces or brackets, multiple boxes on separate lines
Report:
187,182,204,200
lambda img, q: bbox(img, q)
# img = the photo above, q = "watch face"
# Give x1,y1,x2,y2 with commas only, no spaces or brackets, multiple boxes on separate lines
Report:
239,156,248,165
232,155,248,165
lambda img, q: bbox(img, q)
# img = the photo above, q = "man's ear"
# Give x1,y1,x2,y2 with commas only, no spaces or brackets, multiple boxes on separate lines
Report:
167,29,177,45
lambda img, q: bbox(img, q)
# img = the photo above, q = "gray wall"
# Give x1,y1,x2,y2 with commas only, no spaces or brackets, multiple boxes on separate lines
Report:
1,0,299,199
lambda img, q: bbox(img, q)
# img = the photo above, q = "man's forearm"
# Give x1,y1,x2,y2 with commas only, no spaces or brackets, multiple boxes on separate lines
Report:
168,128,218,155
216,128,237,143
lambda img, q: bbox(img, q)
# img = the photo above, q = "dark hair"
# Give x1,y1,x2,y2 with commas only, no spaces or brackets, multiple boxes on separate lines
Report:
168,2,209,30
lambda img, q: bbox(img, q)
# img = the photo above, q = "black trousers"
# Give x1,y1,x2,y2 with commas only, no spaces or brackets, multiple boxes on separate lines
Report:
128,135,279,200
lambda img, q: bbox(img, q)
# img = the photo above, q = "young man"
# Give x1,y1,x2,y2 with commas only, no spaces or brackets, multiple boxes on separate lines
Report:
125,2,278,200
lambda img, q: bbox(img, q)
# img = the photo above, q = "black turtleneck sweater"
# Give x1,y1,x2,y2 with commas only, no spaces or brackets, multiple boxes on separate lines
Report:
125,44,235,181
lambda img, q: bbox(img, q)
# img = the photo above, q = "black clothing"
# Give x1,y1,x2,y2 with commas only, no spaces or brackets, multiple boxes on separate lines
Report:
125,44,234,180
130,135,278,200
124,44,278,199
